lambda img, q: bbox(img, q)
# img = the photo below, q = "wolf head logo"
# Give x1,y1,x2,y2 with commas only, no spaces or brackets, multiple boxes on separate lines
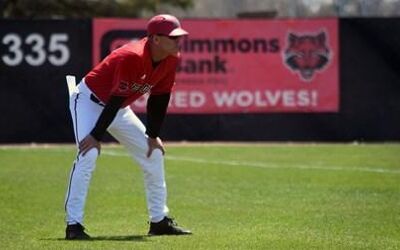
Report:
284,31,331,82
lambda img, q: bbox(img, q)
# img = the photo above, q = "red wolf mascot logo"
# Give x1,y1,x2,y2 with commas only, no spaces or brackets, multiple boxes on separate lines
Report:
284,31,331,82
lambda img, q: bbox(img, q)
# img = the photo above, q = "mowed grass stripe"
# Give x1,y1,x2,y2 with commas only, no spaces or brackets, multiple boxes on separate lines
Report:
2,145,398,174
102,150,400,175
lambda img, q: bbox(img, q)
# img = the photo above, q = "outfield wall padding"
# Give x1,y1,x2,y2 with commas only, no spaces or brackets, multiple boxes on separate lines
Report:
0,18,399,142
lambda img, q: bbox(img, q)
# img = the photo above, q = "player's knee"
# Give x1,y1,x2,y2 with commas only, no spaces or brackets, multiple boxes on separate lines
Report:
86,148,99,159
148,149,163,163
144,150,164,173
79,148,99,166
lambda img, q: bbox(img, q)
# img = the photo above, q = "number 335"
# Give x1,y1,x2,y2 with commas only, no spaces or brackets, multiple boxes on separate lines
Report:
2,33,70,66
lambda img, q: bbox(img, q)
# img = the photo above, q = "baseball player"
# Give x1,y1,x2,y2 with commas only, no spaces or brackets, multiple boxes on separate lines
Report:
64,14,191,240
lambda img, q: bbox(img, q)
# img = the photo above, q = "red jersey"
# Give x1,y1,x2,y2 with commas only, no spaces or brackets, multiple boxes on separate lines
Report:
85,37,178,107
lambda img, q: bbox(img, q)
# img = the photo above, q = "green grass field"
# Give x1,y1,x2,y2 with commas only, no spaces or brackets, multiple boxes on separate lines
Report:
0,143,399,250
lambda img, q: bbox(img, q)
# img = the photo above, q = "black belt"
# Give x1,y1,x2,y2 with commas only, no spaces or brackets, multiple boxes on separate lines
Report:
90,94,105,107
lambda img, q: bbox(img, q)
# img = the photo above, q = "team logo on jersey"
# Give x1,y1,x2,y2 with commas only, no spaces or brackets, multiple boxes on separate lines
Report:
283,31,331,82
118,80,153,94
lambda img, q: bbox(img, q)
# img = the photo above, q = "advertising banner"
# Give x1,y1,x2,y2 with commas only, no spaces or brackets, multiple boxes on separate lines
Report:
93,18,339,113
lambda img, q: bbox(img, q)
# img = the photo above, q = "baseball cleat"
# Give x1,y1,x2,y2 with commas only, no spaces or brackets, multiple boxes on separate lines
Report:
148,216,192,236
65,223,91,240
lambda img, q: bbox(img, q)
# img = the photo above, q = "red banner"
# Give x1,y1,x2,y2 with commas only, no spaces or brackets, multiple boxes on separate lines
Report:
93,18,339,113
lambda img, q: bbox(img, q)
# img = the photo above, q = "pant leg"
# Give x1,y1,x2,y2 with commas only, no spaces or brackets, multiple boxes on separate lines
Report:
64,90,103,225
108,107,169,223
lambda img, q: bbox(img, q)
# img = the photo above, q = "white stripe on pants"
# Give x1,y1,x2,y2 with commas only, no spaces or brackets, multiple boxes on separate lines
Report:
65,81,169,225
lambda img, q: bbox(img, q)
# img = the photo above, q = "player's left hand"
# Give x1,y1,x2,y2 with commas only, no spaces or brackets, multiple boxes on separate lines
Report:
147,137,165,158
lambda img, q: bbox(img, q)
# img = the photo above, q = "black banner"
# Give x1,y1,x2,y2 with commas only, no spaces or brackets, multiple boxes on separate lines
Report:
0,20,92,142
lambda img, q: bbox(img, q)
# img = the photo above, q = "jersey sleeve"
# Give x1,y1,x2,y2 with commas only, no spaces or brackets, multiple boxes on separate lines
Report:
110,56,138,97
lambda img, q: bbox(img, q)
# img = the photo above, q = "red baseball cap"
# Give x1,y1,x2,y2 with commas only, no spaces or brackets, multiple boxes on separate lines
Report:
147,14,188,37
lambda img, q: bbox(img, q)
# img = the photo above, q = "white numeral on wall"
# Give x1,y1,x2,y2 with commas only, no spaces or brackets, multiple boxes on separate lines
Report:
1,33,70,67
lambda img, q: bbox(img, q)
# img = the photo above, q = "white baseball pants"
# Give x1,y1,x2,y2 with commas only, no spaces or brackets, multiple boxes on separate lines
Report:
64,78,169,225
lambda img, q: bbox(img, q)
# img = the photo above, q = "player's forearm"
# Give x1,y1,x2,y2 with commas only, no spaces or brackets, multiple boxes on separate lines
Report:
90,95,126,141
146,93,171,138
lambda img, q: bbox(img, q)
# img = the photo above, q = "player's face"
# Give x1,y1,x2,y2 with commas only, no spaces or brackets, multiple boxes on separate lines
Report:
158,35,182,56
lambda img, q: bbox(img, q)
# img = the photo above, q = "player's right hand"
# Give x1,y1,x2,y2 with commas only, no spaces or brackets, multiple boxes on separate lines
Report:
79,134,101,156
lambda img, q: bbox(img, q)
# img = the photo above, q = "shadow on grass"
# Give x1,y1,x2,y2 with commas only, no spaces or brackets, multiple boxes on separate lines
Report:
42,235,148,242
